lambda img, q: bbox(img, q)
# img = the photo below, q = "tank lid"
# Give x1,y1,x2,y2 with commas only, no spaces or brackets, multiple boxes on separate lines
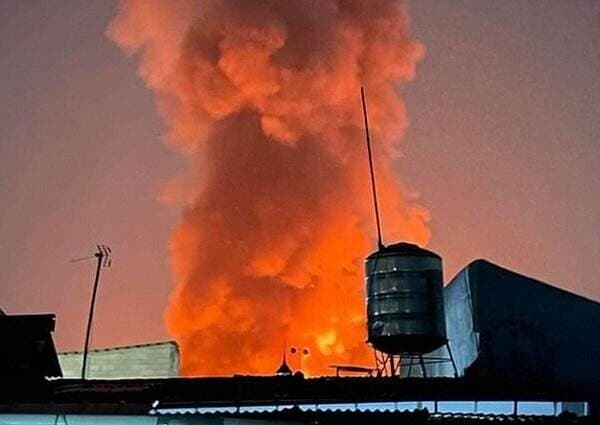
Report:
367,242,441,260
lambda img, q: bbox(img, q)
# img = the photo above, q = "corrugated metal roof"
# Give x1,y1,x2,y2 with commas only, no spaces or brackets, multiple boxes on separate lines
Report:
155,406,592,424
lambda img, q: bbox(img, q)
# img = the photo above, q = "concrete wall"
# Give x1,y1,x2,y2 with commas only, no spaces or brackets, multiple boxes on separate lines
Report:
59,341,179,379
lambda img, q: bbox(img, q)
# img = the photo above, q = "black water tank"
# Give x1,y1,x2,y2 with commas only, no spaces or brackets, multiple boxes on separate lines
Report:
366,242,447,354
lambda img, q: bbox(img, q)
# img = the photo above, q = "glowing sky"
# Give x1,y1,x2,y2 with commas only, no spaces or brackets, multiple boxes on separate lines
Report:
1,0,599,355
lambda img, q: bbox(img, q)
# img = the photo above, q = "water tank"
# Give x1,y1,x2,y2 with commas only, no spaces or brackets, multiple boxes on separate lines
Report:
365,242,447,354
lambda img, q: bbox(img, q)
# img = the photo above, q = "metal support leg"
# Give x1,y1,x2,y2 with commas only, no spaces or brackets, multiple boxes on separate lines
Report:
446,342,459,378
419,354,428,378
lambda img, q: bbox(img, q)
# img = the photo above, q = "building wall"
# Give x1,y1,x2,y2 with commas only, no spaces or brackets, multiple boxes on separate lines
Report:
443,260,600,412
58,341,179,379
441,268,479,376
464,260,600,386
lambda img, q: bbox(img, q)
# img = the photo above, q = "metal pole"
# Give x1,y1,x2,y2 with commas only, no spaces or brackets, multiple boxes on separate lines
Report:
300,348,309,374
81,249,104,379
418,354,428,378
407,355,414,377
360,87,385,250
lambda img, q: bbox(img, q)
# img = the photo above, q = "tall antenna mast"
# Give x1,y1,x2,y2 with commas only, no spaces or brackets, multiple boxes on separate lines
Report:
360,87,385,250
71,244,112,379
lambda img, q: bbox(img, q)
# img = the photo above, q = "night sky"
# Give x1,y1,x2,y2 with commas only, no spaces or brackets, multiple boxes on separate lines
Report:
1,0,599,353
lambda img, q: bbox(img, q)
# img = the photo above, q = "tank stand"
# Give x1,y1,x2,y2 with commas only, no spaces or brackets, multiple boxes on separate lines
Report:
373,342,459,378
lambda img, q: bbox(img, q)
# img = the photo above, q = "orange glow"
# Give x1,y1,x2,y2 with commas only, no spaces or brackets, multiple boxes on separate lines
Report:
108,0,429,376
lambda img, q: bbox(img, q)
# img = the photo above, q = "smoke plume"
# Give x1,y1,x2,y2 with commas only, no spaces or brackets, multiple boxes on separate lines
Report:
108,0,429,376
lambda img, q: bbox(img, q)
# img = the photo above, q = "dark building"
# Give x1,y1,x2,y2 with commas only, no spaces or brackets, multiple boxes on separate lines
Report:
0,313,61,381
0,259,598,423
441,260,600,414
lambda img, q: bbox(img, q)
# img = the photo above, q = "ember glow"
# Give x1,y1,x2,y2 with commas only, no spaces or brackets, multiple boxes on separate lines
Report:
108,0,429,376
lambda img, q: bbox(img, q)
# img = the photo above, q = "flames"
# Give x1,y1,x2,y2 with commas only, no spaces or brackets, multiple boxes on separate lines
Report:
108,0,429,376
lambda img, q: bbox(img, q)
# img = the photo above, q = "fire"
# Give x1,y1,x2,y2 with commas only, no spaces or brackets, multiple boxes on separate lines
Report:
108,0,429,376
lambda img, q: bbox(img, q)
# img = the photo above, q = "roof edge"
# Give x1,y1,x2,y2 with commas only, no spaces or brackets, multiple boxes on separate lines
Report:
59,340,178,355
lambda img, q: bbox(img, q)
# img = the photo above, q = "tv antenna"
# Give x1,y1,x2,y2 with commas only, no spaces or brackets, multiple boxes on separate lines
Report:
71,244,112,379
360,87,385,250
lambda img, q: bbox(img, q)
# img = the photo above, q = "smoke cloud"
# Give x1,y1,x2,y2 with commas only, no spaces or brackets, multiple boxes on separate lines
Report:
108,0,429,375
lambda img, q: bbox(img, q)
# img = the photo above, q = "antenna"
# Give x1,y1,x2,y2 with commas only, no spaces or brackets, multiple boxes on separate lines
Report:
360,87,385,250
71,244,112,379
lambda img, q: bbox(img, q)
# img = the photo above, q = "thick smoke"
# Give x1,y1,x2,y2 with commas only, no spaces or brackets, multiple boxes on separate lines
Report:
108,0,429,375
